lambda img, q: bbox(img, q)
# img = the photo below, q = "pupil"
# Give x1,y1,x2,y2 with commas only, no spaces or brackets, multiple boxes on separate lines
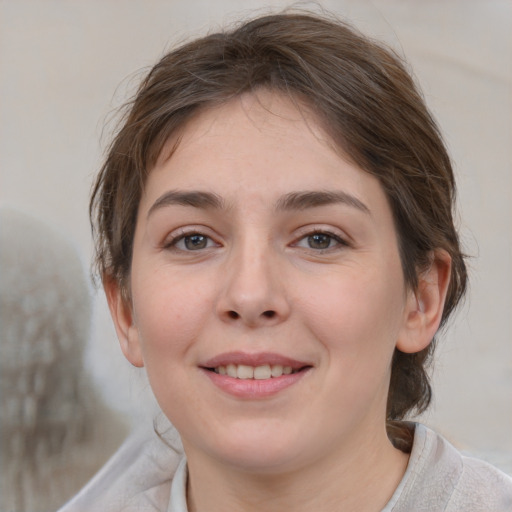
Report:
185,235,207,250
309,234,330,249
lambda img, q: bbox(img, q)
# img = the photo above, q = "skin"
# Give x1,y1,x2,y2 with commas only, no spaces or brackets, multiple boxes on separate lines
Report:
106,91,451,512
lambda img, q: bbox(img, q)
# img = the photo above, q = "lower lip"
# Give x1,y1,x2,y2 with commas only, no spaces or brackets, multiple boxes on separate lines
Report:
202,369,310,399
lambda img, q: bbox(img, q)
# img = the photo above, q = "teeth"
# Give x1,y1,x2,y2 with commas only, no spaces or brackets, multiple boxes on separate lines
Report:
213,364,299,380
271,365,283,377
254,365,271,380
237,364,254,379
226,364,237,378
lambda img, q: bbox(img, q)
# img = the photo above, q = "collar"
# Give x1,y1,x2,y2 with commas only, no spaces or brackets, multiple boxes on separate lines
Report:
168,457,188,512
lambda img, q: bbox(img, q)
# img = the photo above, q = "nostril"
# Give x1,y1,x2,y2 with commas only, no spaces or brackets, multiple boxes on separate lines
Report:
225,310,277,321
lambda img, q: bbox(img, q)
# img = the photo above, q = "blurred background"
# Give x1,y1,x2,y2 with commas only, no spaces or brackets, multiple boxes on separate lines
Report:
1,0,511,510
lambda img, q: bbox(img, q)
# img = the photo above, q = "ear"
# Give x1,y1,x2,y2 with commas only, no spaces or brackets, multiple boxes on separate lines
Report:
396,250,452,354
103,276,144,368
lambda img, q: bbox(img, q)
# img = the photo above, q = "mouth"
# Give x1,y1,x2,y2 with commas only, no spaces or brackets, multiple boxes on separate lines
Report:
200,352,313,395
204,363,308,380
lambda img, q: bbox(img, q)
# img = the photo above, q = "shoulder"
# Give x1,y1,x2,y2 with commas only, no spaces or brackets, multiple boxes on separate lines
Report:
57,425,183,512
388,423,512,512
451,452,512,511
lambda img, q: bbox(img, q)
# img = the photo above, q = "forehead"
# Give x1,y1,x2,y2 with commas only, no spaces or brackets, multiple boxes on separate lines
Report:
156,91,335,164
144,91,378,204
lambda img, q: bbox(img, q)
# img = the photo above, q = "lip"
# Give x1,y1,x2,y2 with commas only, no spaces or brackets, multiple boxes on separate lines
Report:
202,351,309,369
200,351,312,399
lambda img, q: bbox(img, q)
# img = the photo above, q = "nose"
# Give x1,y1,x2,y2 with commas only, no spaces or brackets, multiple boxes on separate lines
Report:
216,242,291,327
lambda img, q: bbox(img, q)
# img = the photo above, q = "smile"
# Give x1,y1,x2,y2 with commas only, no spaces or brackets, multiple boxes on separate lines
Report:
201,352,312,398
211,364,299,380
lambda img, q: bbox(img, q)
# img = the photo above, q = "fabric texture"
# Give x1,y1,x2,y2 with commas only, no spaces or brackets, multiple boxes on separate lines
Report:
58,423,512,512
57,425,183,512
381,424,512,511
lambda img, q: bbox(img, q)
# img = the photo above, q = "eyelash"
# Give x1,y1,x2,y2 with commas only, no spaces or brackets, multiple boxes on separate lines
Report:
163,229,348,253
292,230,349,252
163,230,218,252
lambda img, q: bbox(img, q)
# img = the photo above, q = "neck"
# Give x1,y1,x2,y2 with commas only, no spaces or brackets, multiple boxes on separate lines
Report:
184,425,409,512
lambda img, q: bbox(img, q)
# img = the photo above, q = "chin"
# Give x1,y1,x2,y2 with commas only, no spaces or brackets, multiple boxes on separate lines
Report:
198,422,313,474
219,447,303,474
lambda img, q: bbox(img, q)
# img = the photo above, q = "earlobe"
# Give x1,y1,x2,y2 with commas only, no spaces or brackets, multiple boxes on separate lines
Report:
396,250,452,354
103,276,144,368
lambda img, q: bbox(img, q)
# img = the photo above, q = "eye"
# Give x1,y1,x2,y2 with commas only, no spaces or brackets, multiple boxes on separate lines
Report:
294,231,347,251
169,233,216,251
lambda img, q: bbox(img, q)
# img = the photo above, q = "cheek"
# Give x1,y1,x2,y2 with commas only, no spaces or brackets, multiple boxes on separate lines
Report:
285,272,404,438
129,273,215,417
300,266,405,360
131,270,214,361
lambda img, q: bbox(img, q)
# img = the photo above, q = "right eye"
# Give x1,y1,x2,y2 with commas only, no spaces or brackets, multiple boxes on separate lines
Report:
170,233,216,251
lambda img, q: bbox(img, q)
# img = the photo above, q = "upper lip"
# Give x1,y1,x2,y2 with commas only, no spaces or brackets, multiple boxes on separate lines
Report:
201,351,311,370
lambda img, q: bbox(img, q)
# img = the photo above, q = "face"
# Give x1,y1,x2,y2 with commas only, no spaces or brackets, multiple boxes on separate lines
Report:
110,91,426,474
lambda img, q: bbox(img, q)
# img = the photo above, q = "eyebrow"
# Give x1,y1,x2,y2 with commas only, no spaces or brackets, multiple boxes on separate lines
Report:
147,190,225,218
274,190,371,215
147,189,370,218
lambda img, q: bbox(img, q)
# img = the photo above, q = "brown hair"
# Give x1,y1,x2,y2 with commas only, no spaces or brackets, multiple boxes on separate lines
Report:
91,11,467,450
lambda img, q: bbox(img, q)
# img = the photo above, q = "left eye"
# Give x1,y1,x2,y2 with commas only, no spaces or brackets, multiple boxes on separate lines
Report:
295,232,345,250
173,234,215,251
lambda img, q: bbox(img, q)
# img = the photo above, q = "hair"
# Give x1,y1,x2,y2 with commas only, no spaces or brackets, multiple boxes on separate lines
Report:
90,10,467,450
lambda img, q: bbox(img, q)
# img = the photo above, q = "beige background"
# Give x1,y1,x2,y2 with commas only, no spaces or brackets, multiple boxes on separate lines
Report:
1,0,511,476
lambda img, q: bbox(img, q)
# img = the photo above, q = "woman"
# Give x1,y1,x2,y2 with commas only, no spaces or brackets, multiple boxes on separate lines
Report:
60,11,512,512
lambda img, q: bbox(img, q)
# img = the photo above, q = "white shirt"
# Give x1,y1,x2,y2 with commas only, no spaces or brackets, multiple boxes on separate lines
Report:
59,423,512,512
